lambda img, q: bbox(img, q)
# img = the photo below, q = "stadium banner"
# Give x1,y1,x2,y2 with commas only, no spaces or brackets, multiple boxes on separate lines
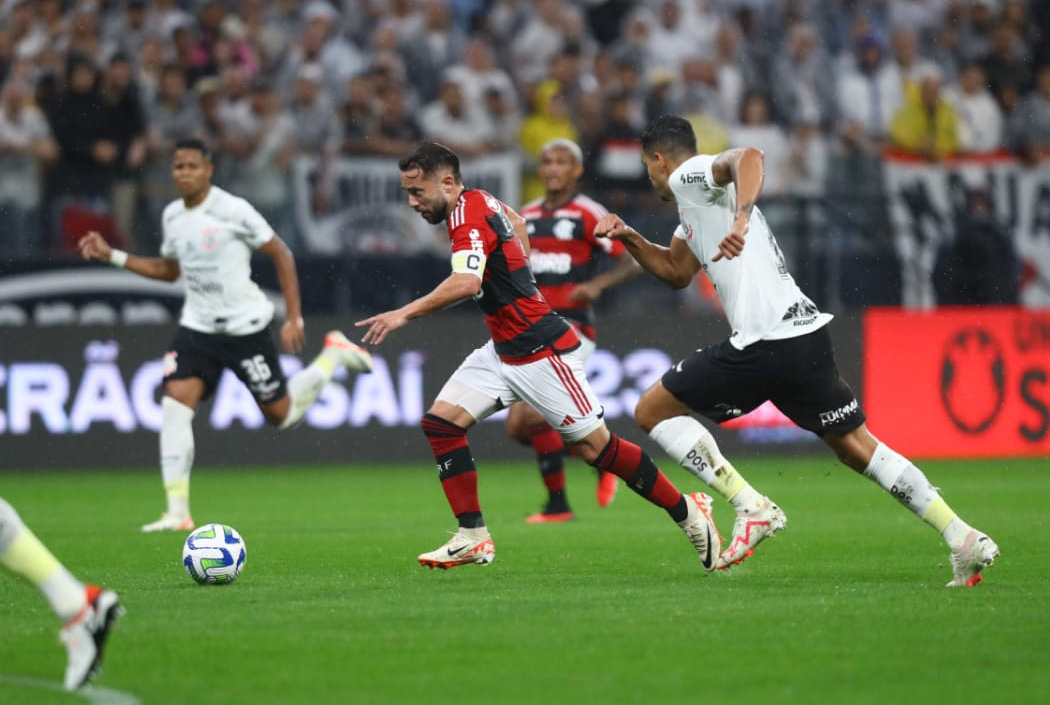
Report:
0,313,865,469
291,152,522,255
864,307,1050,458
883,153,1050,309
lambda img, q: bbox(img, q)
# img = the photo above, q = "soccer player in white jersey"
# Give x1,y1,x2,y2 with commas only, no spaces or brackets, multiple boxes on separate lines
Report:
78,138,373,532
595,116,999,587
1,496,122,690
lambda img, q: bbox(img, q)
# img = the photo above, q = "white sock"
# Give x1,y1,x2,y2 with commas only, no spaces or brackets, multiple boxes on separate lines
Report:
649,416,764,513
161,397,195,518
0,498,85,622
279,352,338,429
862,442,969,547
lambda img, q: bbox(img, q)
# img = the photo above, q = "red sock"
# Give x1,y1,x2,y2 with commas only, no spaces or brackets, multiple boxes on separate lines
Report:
422,413,483,528
530,423,566,492
592,435,685,517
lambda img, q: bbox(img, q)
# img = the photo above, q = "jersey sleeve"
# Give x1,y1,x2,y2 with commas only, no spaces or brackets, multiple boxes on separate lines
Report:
234,198,276,249
448,202,496,280
672,224,688,241
159,206,177,258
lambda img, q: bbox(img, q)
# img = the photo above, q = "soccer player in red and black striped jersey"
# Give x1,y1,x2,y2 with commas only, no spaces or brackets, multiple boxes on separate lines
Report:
356,141,720,571
511,139,640,523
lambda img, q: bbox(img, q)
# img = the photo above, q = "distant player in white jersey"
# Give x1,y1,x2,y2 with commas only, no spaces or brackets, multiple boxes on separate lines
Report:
78,138,373,532
595,116,999,587
1,496,122,690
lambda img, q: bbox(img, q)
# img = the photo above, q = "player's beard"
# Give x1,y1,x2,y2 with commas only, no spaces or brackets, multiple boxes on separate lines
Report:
421,196,449,224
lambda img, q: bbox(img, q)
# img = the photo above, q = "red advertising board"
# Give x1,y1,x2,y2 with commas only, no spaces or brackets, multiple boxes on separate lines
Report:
864,307,1050,458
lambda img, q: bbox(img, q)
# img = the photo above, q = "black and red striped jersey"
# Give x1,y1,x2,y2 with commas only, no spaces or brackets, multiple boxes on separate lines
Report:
446,189,579,364
519,193,625,339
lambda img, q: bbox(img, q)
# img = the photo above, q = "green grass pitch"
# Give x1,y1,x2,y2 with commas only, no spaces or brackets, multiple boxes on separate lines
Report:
2,456,1048,704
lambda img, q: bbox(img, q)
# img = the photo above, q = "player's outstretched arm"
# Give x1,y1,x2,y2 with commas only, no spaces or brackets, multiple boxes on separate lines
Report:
594,214,700,290
77,230,180,281
711,147,764,261
258,236,304,354
356,273,480,345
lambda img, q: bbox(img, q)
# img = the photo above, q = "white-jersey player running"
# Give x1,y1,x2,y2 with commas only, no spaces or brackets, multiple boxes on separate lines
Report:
596,115,998,587
1,497,122,690
78,138,373,532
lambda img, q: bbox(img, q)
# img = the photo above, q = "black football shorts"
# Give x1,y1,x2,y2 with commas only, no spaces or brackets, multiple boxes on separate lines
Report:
162,324,288,405
661,325,865,436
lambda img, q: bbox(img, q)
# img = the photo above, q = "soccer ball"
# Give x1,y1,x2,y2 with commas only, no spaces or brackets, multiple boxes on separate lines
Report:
182,523,247,585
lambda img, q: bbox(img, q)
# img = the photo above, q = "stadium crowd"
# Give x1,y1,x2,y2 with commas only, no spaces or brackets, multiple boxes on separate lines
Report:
0,0,1048,264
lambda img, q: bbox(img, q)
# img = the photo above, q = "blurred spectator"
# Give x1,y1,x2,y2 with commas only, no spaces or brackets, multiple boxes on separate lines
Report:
65,1,107,61
889,67,960,161
730,92,791,196
340,73,375,155
419,75,489,158
443,36,514,109
480,85,520,152
98,52,147,244
135,36,167,106
401,0,464,104
770,23,836,128
786,117,829,199
291,63,342,215
280,2,365,100
647,1,695,76
886,27,940,94
520,79,579,201
102,0,150,60
227,80,296,246
934,187,1020,305
0,78,57,258
960,0,998,64
511,0,568,85
143,64,201,240
945,62,1003,153
887,0,947,39
836,35,902,155
1012,64,1050,161
982,22,1033,96
368,83,423,154
48,54,118,246
711,23,749,125
583,91,648,210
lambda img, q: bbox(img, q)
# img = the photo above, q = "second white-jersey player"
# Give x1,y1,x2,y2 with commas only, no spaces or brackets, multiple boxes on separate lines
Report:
78,138,373,532
159,185,276,336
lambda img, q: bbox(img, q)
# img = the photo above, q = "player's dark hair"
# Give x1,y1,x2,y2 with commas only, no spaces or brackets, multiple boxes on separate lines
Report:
398,142,462,182
174,137,212,162
640,115,698,158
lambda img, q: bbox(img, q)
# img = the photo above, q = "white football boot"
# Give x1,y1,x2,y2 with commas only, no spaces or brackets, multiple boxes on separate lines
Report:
715,496,787,570
947,530,999,587
61,585,124,690
140,512,194,533
677,493,721,572
324,330,374,373
418,528,495,569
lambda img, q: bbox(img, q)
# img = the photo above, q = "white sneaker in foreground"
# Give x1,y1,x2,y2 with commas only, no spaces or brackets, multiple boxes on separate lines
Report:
716,496,787,570
677,493,721,572
140,512,194,533
61,585,123,691
947,530,999,587
324,330,373,373
418,529,495,570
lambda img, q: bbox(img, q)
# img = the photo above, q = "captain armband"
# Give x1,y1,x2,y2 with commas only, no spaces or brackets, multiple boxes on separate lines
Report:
451,250,486,279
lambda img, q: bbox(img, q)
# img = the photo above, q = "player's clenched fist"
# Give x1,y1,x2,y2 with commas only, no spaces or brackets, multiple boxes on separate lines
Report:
594,213,634,241
77,231,113,263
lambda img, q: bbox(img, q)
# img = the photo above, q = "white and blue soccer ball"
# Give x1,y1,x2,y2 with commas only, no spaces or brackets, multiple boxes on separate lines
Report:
182,523,246,585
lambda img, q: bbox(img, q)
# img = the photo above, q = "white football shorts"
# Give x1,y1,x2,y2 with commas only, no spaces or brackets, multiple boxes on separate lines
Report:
435,340,604,443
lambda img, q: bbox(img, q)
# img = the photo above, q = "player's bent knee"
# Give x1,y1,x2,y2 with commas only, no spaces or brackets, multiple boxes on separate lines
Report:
634,385,683,433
